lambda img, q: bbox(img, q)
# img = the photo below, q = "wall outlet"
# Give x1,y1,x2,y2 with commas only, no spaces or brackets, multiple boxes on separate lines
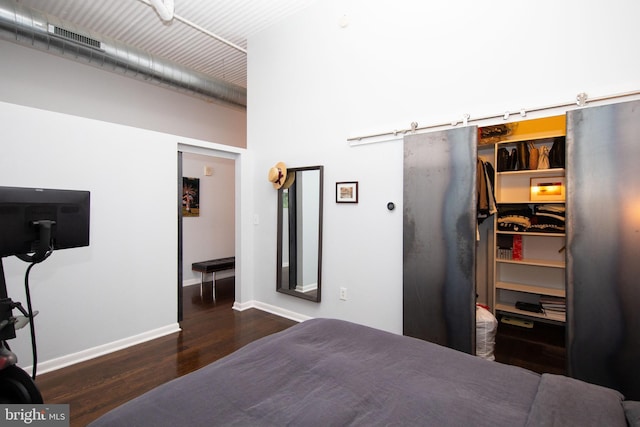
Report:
339,287,347,300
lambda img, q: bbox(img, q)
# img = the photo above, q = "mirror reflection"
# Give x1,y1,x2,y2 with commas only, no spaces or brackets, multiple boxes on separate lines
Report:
277,166,323,302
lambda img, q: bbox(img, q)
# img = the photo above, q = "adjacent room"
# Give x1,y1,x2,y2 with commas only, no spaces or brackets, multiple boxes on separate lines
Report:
1,0,639,425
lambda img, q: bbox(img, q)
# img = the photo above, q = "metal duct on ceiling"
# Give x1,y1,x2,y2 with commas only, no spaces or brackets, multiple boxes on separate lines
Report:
0,0,247,108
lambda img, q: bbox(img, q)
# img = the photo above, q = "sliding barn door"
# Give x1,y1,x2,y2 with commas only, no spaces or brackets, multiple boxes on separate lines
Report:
566,99,640,400
403,127,477,354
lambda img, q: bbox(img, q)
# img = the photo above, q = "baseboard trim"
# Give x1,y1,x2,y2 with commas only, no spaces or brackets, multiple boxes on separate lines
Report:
182,278,201,287
182,271,235,287
32,300,303,375
232,300,254,311
295,282,317,293
232,300,310,323
27,323,182,376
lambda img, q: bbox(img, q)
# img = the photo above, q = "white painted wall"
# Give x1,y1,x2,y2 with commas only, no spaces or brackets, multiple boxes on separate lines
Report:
0,101,178,369
0,40,246,147
181,153,235,286
246,0,640,333
0,39,245,372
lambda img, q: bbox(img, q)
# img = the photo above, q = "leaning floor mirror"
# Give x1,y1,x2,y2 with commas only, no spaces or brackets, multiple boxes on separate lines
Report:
276,166,323,302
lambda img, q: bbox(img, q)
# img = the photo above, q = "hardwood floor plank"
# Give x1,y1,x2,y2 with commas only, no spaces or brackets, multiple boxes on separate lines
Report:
494,320,567,376
35,278,297,427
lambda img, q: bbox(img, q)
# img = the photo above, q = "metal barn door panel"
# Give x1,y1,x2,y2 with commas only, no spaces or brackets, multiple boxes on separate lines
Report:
566,99,640,400
403,127,477,354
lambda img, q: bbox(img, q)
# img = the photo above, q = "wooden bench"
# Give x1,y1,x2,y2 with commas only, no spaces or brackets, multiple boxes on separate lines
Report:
191,257,235,301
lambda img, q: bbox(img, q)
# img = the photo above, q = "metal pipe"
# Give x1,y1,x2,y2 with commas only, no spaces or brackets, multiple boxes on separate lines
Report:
138,0,247,54
348,89,640,145
0,0,247,108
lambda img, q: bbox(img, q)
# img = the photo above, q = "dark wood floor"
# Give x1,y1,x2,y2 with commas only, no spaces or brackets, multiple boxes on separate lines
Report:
35,278,297,427
494,316,567,376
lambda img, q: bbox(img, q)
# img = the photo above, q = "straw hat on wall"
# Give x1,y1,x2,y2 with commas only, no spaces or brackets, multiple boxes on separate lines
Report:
268,162,287,189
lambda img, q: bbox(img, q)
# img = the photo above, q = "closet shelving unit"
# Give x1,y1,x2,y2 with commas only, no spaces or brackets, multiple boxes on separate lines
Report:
487,116,567,324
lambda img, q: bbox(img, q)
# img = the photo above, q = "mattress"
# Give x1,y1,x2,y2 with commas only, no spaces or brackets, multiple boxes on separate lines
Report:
88,318,631,426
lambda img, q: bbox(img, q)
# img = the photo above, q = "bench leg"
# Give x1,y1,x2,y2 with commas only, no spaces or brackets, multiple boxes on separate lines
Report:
199,271,216,302
211,272,216,303
200,271,206,299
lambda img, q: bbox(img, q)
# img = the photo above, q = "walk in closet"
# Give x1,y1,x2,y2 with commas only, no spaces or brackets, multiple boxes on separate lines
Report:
488,116,567,323
403,98,640,400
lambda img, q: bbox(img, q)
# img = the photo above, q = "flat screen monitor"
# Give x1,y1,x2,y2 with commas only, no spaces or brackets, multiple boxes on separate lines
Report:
0,186,90,259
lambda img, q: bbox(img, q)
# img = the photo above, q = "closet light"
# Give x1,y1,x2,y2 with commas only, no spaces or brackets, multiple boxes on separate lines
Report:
530,179,565,201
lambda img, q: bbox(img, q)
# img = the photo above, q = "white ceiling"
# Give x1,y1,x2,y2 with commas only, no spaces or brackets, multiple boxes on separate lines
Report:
14,0,317,89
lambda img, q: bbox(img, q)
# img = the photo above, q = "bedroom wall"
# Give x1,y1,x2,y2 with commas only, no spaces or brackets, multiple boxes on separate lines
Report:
0,40,246,147
246,0,640,333
0,39,246,372
181,153,235,286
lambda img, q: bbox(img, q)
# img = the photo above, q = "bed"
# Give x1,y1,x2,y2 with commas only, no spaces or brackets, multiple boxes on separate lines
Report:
88,318,639,426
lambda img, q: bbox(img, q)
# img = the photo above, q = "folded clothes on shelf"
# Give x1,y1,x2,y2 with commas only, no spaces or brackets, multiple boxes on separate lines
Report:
497,204,565,233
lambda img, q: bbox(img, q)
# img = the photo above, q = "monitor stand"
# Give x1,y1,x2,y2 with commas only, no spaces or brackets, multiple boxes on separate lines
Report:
0,257,43,404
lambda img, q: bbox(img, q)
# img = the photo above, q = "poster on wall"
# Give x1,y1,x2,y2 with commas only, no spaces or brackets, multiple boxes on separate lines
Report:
182,177,200,217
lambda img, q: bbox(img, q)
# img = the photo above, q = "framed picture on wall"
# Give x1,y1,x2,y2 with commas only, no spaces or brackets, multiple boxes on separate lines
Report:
336,181,358,203
182,177,200,216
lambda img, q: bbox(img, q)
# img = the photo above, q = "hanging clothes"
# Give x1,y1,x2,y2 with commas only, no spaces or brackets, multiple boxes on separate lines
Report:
477,159,497,223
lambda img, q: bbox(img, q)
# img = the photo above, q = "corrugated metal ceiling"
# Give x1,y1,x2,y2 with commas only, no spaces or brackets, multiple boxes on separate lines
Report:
14,0,317,89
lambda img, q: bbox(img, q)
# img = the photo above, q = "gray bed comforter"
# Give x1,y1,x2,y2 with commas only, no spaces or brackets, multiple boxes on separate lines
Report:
89,318,630,426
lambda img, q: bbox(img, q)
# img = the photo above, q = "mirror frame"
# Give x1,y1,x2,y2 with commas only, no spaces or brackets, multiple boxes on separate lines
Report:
276,165,323,302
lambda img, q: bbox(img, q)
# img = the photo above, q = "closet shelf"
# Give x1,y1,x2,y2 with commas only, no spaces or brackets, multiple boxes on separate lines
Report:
496,258,565,268
496,168,564,176
496,200,565,205
496,281,565,298
497,231,565,237
496,303,566,323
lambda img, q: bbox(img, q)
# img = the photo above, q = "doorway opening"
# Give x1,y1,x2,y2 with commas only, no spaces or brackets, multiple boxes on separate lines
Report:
177,147,239,322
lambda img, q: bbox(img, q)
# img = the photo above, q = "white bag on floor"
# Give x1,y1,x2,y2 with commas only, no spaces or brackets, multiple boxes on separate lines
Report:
476,304,498,361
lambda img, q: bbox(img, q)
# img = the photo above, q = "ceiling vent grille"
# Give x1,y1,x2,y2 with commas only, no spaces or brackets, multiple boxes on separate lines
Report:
47,24,102,50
